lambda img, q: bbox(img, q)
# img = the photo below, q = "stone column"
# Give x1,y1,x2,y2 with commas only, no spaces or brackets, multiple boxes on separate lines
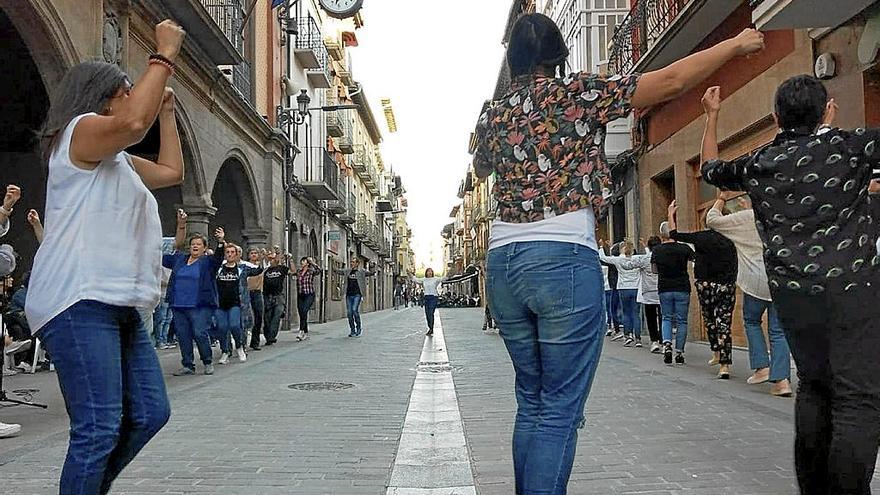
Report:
242,228,271,250
180,204,217,238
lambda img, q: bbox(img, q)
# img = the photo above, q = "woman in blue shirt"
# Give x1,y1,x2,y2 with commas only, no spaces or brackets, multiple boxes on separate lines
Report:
163,210,226,376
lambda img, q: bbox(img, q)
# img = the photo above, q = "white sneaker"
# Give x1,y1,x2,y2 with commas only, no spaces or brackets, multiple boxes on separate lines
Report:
0,422,21,438
610,332,625,342
237,348,247,362
296,331,305,341
650,342,662,354
4,340,31,355
15,362,32,373
218,353,229,365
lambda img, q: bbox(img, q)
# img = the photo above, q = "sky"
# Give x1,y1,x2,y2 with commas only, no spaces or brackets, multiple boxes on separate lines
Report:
347,1,509,271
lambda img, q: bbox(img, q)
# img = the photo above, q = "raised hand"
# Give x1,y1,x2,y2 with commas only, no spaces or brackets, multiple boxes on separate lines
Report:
214,227,225,241
176,208,187,225
27,209,41,227
733,28,765,56
823,98,838,127
3,185,21,211
701,86,721,115
667,200,678,217
156,20,186,63
161,87,176,115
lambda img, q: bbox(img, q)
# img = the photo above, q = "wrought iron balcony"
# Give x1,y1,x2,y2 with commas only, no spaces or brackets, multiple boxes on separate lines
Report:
294,17,331,88
327,175,349,214
352,144,370,177
154,0,243,66
335,110,354,154
609,0,739,75
231,59,253,105
355,213,370,239
338,192,357,224
325,90,343,137
301,148,341,201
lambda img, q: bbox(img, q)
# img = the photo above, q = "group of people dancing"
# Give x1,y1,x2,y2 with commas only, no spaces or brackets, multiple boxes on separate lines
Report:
474,12,880,495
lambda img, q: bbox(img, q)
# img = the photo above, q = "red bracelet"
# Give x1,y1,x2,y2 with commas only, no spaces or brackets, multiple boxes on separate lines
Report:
149,58,175,76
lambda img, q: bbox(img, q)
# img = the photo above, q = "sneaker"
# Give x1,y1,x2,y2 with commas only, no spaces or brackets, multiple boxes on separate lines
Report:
4,340,31,355
250,345,262,351
15,362,32,373
204,364,215,375
675,352,685,365
605,329,614,337
237,348,247,362
610,332,625,342
771,379,794,397
301,333,310,341
623,338,634,347
747,369,770,385
708,354,721,366
218,353,229,365
173,367,195,376
663,344,673,365
2,367,19,376
650,342,662,354
0,422,22,438
348,333,356,338
426,330,434,336
634,341,643,348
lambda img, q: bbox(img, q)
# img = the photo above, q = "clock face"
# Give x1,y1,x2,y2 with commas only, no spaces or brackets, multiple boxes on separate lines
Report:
319,0,364,19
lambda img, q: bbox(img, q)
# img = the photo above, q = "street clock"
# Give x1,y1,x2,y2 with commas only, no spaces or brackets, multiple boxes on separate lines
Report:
319,0,364,19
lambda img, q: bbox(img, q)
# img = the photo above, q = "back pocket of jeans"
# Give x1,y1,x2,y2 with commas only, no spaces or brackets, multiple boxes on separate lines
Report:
522,268,575,317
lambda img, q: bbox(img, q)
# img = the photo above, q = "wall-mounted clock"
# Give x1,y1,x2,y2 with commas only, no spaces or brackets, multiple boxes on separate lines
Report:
319,0,364,19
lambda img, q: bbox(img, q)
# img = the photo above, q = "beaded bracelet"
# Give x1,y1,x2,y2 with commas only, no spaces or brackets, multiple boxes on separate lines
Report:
149,53,176,68
148,58,175,75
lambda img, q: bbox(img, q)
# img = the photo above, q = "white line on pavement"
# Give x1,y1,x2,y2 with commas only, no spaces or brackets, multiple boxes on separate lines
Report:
386,314,477,495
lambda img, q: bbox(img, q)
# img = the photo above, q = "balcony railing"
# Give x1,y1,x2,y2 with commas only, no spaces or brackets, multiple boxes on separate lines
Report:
325,90,343,137
608,0,689,75
355,213,370,239
352,144,369,176
338,190,356,224
231,59,253,105
201,0,244,52
336,110,354,154
301,148,341,201
294,17,331,88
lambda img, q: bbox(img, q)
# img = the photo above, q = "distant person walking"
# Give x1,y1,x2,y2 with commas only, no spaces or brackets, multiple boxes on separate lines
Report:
295,256,321,341
334,257,376,337
472,11,763,493
262,249,291,346
412,268,447,336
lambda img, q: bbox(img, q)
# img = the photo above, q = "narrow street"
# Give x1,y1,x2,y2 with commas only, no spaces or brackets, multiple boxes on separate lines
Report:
3,307,873,494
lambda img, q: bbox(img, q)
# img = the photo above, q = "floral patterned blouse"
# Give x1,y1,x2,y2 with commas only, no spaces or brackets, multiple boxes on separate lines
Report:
473,73,641,223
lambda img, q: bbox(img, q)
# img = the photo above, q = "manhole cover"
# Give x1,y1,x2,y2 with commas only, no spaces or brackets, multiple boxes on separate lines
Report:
287,382,356,391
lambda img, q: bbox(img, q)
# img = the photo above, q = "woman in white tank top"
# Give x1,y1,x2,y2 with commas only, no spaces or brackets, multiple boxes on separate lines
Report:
25,20,187,493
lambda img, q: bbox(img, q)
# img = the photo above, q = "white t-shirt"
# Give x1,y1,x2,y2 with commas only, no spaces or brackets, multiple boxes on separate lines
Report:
488,209,598,252
415,277,444,297
26,113,163,332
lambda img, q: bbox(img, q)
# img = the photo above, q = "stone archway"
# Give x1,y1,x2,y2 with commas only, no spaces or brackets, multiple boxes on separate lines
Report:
210,155,261,246
0,3,74,278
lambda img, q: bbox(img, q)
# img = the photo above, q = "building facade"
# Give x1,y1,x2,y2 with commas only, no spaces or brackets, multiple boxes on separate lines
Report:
606,0,880,344
0,0,412,329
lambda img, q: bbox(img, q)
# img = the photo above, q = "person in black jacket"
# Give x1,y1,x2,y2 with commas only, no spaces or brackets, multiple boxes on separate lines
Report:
702,75,880,494
667,200,738,379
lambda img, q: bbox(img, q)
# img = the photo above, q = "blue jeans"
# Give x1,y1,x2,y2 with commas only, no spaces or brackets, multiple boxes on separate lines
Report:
215,306,244,353
424,295,439,330
659,291,690,352
152,301,172,346
171,307,214,369
604,290,620,329
40,300,170,494
487,242,605,495
346,294,363,335
618,289,640,339
742,293,791,382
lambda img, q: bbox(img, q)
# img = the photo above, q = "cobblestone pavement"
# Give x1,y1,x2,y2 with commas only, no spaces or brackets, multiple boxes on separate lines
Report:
1,306,878,494
440,308,880,495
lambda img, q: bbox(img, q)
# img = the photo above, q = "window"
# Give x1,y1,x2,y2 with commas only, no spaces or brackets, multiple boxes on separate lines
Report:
595,0,627,9
596,13,626,63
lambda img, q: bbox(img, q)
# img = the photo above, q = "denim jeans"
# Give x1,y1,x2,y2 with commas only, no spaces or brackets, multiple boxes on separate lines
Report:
40,300,171,494
742,293,791,382
152,301,172,346
171,307,214,369
215,306,244,354
604,289,620,329
487,241,605,495
617,289,640,339
346,295,363,335
249,291,264,348
424,295,439,330
659,291,690,352
773,285,880,494
297,292,316,333
263,294,285,343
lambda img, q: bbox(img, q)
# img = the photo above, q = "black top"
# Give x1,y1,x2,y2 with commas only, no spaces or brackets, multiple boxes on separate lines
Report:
216,265,241,309
346,269,361,296
651,242,695,293
263,265,289,297
703,128,880,296
670,229,738,284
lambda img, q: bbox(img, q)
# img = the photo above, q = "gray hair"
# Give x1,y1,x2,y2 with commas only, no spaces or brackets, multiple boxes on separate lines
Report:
659,221,671,239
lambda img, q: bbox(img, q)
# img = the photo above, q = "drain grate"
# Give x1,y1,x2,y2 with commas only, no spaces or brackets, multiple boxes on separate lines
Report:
287,382,356,391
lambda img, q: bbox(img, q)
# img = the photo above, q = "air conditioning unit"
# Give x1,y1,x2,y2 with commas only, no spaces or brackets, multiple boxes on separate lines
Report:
281,75,296,97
